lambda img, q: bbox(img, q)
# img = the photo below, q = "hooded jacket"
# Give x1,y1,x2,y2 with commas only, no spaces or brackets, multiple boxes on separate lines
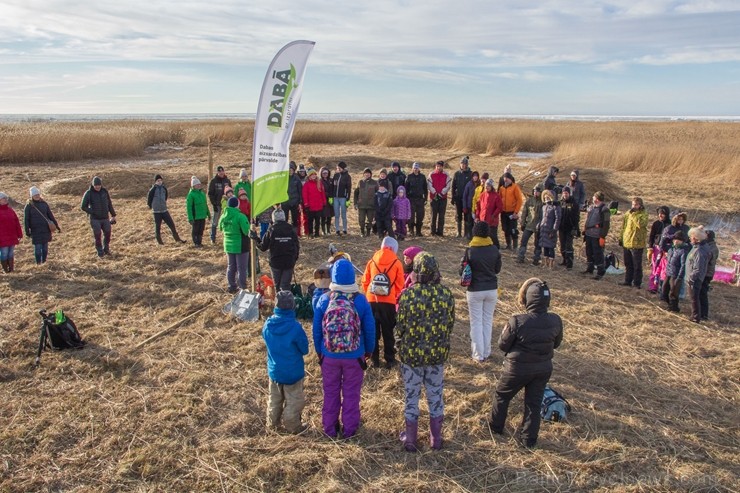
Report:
361,247,404,304
147,184,168,213
584,202,610,239
477,189,503,227
686,241,710,285
395,253,455,367
567,171,586,209
0,203,23,248
218,205,250,254
81,185,116,220
465,237,502,292
254,219,299,269
24,199,59,244
620,207,649,249
312,259,376,360
538,201,561,248
705,236,719,279
498,179,524,214
392,187,412,221
262,307,309,385
649,206,671,248
520,194,543,232
462,179,479,211
541,166,558,192
302,177,326,212
659,215,689,252
354,177,378,208
374,188,393,221
208,174,232,208
498,280,563,373
186,188,210,222
320,167,334,205
388,168,406,198
284,173,303,208
665,242,690,279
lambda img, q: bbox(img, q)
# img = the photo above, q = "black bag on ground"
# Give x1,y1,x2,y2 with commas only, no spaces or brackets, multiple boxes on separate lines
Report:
35,309,84,365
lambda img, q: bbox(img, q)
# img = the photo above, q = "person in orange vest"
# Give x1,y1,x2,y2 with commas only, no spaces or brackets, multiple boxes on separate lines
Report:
497,172,523,250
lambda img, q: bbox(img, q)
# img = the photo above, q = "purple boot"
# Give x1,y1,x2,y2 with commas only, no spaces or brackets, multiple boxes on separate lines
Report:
430,416,444,450
399,419,418,452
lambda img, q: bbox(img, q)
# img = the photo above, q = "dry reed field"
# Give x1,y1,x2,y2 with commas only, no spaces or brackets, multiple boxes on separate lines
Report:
1,122,739,492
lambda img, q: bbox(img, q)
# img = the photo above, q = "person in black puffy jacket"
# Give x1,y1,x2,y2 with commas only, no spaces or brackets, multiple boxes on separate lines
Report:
80,176,117,257
24,186,60,264
251,208,300,291
489,277,563,448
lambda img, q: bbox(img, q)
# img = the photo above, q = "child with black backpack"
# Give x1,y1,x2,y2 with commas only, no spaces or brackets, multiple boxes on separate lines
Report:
312,259,376,439
262,291,309,434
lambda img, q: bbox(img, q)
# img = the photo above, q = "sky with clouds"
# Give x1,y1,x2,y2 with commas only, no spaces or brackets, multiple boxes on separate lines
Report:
1,0,739,116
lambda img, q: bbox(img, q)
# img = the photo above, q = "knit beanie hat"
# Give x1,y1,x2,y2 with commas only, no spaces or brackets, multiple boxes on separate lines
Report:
238,188,248,197
240,168,248,178
224,186,234,195
29,186,41,197
227,196,239,208
461,156,469,165
381,236,399,253
154,174,163,182
337,161,347,170
485,178,495,188
0,192,8,200
561,186,572,195
472,221,490,238
272,208,285,222
412,162,421,170
391,161,400,169
594,191,605,202
289,161,297,170
191,176,201,187
92,176,102,186
275,290,295,310
672,231,686,242
403,246,423,261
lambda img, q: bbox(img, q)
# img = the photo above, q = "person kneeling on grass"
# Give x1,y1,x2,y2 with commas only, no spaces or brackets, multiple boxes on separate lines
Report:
489,277,563,449
396,252,455,451
312,259,376,439
262,291,309,434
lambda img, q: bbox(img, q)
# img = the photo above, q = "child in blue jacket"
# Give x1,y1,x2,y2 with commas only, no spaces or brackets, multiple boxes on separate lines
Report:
262,291,309,433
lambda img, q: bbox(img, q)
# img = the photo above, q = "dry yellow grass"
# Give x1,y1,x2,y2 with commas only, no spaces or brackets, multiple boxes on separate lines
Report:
0,135,739,492
2,119,739,186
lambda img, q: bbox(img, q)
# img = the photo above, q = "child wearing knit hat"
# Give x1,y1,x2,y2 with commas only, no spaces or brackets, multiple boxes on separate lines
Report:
262,290,309,434
186,176,210,247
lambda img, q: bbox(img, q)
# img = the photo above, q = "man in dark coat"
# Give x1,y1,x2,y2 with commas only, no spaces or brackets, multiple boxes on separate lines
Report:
208,166,232,243
281,162,303,234
404,162,428,236
387,162,406,199
81,176,117,257
451,156,473,237
251,208,300,291
558,186,580,269
489,278,563,448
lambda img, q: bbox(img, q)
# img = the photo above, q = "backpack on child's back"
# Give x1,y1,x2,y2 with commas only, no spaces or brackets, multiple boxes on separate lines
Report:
321,292,361,353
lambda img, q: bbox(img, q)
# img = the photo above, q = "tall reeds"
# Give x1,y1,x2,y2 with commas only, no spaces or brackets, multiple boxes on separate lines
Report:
2,119,738,184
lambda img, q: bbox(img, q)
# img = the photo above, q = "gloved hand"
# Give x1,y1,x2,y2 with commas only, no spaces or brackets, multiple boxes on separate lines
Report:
328,197,333,205
249,229,259,240
346,199,351,208
599,237,605,248
109,217,117,225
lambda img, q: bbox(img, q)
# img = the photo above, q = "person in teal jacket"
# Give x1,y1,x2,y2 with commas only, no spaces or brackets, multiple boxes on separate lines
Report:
219,196,250,293
186,176,210,247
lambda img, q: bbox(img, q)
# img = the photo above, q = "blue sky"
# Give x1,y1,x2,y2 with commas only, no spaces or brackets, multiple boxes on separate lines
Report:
1,0,739,116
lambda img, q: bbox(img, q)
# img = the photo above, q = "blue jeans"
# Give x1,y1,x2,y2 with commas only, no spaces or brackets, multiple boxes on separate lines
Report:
333,198,347,232
0,245,15,260
34,243,49,264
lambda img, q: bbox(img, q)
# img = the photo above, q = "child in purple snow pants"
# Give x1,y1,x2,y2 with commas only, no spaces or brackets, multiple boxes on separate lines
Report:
320,357,365,437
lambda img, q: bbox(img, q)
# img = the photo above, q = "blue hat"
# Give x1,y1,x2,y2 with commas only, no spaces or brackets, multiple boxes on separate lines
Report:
331,259,356,285
227,196,239,208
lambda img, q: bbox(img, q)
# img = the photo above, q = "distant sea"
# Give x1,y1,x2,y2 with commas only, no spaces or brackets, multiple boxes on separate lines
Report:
1,113,739,123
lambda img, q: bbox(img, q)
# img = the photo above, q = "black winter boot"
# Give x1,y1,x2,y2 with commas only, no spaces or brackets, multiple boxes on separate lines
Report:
7,258,15,272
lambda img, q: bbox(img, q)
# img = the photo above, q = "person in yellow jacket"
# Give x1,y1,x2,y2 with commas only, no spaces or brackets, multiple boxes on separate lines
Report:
497,172,524,250
619,197,649,288
361,236,405,369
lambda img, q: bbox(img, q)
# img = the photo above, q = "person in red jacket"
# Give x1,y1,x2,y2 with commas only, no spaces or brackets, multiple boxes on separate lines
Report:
427,160,451,236
0,192,23,273
476,179,503,247
301,168,327,238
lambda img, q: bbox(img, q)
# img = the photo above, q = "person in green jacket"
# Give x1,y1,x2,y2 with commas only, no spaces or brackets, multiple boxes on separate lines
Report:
619,196,649,288
234,168,252,202
186,176,210,247
219,196,251,293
